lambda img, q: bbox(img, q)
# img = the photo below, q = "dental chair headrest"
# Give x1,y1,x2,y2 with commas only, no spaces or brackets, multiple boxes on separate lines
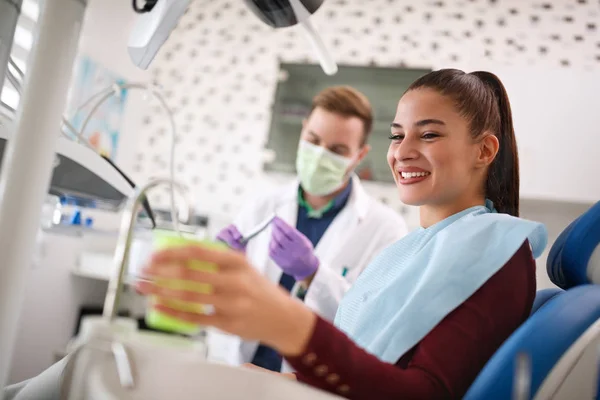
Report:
547,201,600,289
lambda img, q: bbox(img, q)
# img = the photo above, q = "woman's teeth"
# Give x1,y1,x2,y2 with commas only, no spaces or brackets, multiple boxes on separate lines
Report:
401,171,430,179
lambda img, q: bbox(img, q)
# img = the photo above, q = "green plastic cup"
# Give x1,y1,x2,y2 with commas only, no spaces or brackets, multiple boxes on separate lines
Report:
145,231,228,336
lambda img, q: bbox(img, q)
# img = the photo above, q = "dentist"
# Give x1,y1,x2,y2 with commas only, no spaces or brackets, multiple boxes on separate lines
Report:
216,86,408,371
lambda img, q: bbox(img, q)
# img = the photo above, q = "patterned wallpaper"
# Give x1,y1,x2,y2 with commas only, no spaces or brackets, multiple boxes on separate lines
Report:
126,0,600,229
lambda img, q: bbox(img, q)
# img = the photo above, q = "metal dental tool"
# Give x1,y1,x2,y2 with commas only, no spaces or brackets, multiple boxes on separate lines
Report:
240,212,276,245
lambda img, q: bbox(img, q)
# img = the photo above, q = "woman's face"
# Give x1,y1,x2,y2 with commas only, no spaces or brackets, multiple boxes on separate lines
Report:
387,88,488,211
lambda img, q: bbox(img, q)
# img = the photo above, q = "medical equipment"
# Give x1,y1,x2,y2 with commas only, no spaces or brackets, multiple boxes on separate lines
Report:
240,212,276,245
242,0,337,75
128,0,190,70
128,0,338,75
3,21,182,232
0,127,134,211
0,0,336,391
1,64,158,221
60,81,180,232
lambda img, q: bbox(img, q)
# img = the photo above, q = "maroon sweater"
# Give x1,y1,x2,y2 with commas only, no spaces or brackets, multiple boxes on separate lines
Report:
286,242,536,399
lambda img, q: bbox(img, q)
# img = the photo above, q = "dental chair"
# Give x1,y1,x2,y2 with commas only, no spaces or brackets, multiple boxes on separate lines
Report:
465,200,600,400
530,287,563,315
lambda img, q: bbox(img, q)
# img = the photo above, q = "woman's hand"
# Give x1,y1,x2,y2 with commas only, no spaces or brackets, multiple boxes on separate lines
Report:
135,245,316,357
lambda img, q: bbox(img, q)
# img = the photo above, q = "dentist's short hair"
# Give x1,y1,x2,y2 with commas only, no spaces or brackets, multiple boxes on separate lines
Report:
310,86,373,145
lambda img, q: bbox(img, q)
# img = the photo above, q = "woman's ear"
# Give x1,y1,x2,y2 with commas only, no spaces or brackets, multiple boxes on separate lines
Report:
476,133,500,168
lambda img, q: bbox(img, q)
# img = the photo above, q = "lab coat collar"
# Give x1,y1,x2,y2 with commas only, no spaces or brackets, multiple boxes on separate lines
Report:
278,175,370,222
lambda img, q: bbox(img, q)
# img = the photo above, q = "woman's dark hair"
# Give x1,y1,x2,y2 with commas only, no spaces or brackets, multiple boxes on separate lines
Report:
406,69,520,216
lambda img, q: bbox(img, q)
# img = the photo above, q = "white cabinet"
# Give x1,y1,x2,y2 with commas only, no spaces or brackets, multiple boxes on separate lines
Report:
481,67,599,204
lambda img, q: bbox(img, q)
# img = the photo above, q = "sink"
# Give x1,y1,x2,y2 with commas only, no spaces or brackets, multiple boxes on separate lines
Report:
85,352,343,399
63,318,343,400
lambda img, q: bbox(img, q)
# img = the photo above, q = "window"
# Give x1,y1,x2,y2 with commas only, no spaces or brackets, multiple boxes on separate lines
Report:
1,0,40,116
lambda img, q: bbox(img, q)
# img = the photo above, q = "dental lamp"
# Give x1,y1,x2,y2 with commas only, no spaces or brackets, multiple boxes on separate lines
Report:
0,0,336,392
128,0,338,75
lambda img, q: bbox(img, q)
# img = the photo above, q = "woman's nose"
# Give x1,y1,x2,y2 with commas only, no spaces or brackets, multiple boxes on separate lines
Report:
393,138,419,161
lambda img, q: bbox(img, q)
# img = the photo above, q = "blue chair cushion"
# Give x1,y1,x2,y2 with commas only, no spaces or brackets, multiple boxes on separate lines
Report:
530,288,563,315
464,285,600,400
547,201,600,289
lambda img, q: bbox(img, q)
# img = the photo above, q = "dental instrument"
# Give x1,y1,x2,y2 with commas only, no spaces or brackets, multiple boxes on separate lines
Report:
240,212,276,245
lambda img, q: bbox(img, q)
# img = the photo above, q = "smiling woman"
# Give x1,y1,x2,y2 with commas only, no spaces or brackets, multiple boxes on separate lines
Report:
137,68,548,399
387,70,518,228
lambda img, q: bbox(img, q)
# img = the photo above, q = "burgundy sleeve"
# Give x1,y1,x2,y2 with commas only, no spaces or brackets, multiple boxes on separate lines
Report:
286,241,536,400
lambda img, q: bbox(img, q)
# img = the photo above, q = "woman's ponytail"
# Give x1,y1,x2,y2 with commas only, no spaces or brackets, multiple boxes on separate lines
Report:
472,71,520,217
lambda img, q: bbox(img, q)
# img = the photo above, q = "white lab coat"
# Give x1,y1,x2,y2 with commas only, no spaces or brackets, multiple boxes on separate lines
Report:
210,176,408,369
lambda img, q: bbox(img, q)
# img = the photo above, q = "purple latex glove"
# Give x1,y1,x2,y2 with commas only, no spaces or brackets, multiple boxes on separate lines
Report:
216,224,246,252
269,216,319,280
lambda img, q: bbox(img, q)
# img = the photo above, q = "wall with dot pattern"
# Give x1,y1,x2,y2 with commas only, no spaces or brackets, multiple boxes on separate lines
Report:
120,0,600,229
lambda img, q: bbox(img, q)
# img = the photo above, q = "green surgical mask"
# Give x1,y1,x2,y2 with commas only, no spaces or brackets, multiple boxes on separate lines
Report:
295,140,354,196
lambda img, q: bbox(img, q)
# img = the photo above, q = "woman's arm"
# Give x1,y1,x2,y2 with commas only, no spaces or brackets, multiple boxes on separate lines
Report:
286,241,536,400
287,316,448,399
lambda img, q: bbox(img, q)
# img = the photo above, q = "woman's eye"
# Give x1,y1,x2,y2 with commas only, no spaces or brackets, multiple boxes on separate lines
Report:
388,133,403,141
422,132,439,140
